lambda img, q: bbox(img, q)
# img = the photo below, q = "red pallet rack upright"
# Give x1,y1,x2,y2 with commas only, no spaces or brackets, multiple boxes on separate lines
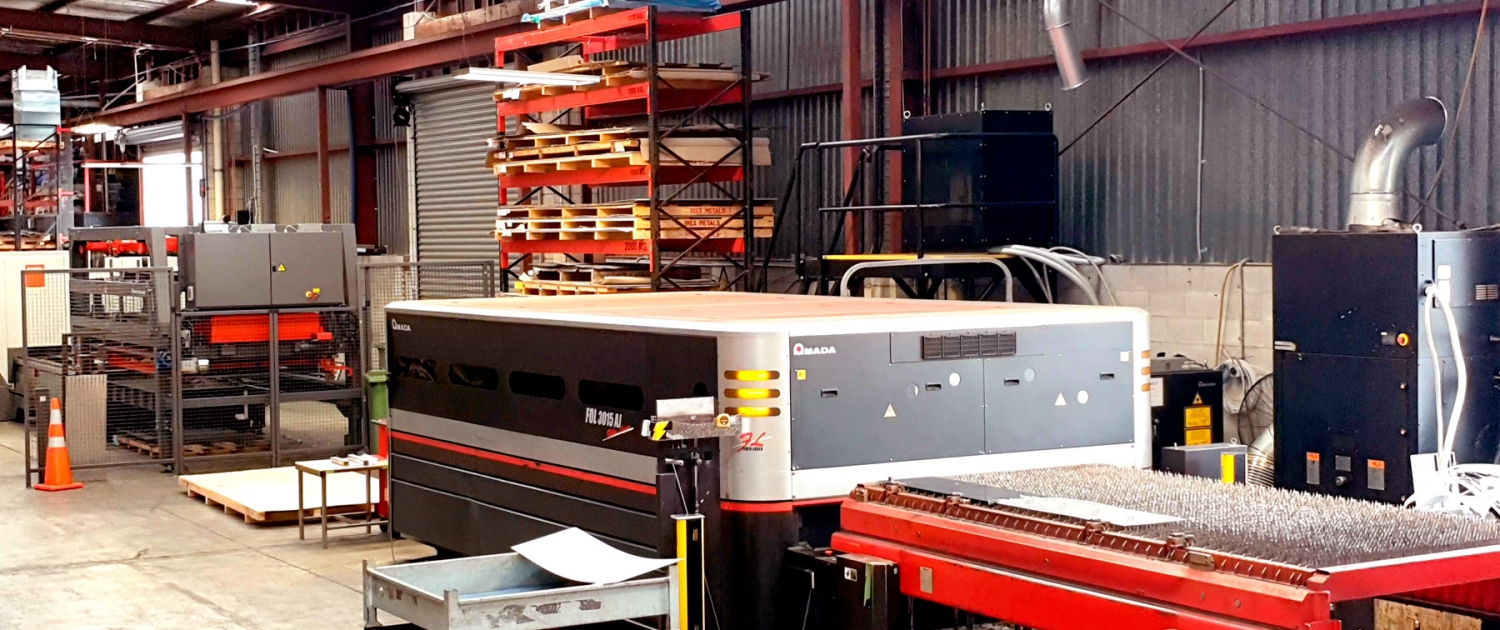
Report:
492,5,757,291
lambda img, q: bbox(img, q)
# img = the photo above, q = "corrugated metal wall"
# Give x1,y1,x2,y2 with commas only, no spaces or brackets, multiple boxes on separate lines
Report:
237,30,408,239
411,82,501,262
228,0,1496,264
738,0,1497,262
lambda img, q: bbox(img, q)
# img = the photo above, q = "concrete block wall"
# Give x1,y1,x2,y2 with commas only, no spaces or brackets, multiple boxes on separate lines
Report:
1059,264,1274,373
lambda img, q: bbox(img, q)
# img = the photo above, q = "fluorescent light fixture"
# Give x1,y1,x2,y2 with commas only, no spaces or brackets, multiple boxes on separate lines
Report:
72,122,121,135
214,0,258,5
453,67,600,87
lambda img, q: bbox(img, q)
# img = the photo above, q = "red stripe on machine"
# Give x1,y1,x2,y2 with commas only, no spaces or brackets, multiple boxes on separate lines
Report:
721,497,847,513
391,431,656,495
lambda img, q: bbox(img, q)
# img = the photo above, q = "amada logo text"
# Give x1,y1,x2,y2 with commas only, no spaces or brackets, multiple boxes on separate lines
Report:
389,319,412,332
793,343,836,356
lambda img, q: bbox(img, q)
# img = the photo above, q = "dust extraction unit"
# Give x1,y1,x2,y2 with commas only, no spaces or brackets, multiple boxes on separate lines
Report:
381,292,1150,630
1274,98,1500,505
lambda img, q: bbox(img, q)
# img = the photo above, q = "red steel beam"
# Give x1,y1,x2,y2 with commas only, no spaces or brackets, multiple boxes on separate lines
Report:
316,87,332,224
884,0,904,250
839,0,861,254
90,16,530,128
834,533,1337,630
836,500,1330,629
751,0,1500,105
0,7,197,49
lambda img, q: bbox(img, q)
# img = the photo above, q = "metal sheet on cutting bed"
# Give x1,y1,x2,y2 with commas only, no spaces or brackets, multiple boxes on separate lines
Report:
927,466,1500,569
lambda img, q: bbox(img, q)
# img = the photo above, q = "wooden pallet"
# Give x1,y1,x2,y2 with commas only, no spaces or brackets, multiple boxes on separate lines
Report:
498,64,741,102
515,278,720,295
0,139,58,152
491,137,770,175
118,431,293,459
514,280,655,296
179,466,380,524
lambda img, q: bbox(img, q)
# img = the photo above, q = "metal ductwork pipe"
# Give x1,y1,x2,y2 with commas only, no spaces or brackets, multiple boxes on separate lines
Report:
1043,0,1088,90
1347,97,1447,228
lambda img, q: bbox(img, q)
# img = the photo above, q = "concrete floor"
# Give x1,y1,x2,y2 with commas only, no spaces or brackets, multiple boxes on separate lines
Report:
0,421,434,630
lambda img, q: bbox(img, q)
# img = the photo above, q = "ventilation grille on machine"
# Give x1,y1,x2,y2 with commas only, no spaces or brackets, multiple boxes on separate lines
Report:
1476,284,1499,302
922,332,1017,360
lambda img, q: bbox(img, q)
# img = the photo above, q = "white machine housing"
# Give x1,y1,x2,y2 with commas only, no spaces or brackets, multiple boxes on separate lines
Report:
385,293,1150,504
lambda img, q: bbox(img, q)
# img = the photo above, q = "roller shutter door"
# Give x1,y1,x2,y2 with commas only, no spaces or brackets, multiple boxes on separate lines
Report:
411,83,499,262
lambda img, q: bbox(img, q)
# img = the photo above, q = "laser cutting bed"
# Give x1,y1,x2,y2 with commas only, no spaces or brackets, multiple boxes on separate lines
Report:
829,466,1500,629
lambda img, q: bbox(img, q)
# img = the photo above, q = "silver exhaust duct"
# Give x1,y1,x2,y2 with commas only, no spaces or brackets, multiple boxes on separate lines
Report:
1043,0,1088,91
1347,97,1447,229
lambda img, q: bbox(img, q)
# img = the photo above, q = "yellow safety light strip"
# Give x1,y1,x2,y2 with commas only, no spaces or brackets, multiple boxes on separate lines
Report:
724,388,780,400
727,406,780,417
724,370,780,381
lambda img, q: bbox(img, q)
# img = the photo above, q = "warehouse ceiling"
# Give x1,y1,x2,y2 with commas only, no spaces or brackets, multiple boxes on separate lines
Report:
0,0,258,27
0,0,392,106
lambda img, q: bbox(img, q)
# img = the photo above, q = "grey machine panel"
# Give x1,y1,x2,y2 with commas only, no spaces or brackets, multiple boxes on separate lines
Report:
979,322,1134,454
791,333,988,470
182,232,272,309
269,232,347,306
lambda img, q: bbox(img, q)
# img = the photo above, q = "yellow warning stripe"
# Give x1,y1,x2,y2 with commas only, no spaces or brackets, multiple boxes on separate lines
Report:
676,518,688,630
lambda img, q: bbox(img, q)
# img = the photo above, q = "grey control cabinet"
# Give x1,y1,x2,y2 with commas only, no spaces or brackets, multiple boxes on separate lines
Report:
181,230,351,310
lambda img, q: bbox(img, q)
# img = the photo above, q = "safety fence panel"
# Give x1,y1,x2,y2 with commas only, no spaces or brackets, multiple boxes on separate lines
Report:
21,266,366,486
176,307,364,468
22,267,174,485
361,260,498,371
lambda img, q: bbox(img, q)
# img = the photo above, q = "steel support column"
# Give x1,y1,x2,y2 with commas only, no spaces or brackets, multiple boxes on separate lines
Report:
840,0,862,255
317,87,332,223
182,113,194,225
885,0,905,251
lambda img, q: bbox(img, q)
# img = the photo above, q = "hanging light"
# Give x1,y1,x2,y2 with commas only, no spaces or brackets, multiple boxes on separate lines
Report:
453,67,601,87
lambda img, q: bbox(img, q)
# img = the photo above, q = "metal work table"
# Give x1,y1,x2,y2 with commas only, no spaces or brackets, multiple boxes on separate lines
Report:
296,457,387,548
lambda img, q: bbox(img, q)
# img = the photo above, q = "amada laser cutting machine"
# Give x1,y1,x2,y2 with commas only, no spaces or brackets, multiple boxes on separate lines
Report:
382,292,1150,630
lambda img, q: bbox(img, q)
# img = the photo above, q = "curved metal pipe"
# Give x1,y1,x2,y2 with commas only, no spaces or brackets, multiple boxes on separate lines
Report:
1347,96,1447,228
840,259,1013,302
1043,0,1088,91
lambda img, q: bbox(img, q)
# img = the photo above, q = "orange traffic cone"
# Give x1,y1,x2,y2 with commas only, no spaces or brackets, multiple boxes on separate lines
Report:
35,397,82,492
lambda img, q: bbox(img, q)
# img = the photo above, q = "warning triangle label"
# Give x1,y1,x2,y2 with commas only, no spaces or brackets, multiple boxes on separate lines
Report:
1054,393,1067,407
884,404,897,418
1192,393,1204,405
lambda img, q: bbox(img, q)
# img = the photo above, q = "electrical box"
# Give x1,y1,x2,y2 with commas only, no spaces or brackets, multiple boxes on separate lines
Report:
1149,356,1223,468
1159,443,1247,483
1273,230,1500,503
180,229,353,310
899,110,1058,252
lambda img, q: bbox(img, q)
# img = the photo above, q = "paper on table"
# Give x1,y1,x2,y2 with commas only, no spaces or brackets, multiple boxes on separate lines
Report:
512,528,678,585
994,496,1183,527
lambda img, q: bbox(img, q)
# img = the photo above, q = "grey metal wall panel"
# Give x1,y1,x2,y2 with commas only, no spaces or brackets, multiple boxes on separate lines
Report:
378,143,410,256
903,6,1496,263
371,27,405,144
269,155,351,224
413,83,500,262
267,39,351,155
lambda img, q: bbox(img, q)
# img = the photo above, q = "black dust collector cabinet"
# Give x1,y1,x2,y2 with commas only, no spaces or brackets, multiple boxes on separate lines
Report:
1273,230,1500,503
900,110,1058,252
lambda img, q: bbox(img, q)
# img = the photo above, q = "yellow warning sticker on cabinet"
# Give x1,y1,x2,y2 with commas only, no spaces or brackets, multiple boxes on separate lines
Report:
1185,428,1212,446
1184,405,1213,429
1221,453,1237,484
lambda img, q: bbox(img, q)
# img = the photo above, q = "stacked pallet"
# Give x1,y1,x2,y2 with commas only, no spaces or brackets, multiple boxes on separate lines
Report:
497,200,773,241
497,61,755,101
487,125,770,175
515,261,719,295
